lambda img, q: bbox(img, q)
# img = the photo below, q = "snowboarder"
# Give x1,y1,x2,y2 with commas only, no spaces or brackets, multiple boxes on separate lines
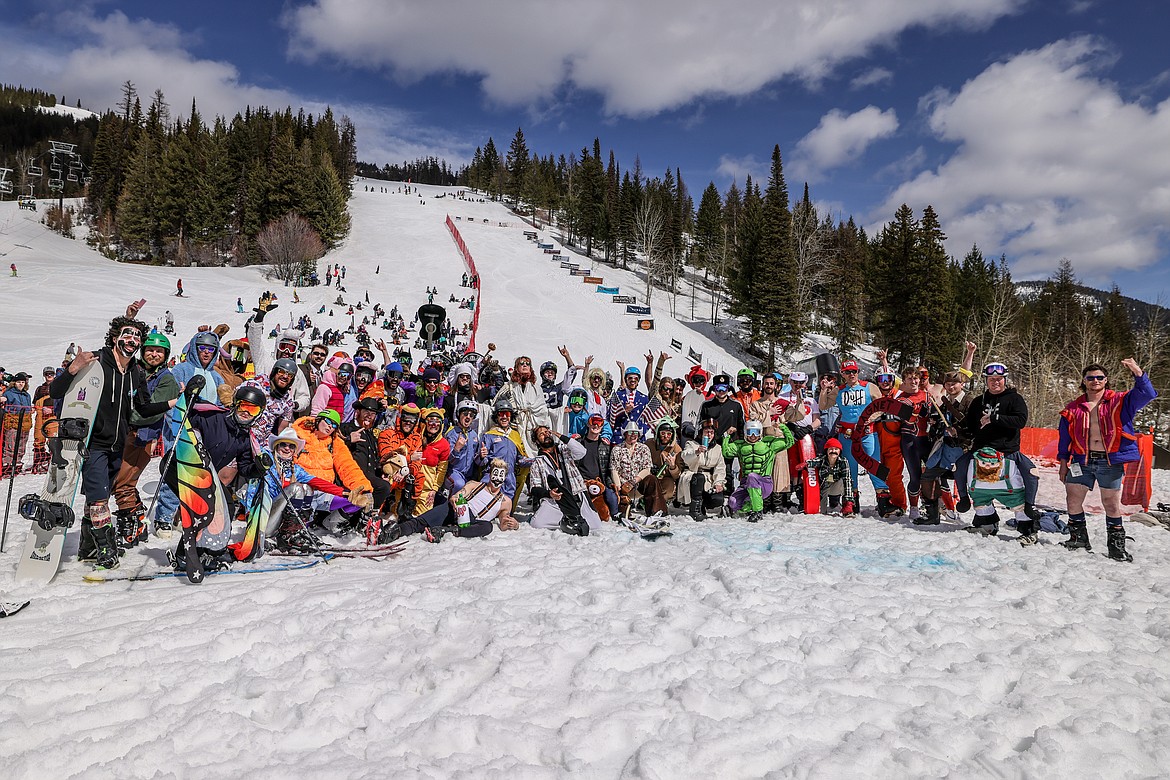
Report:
175,279,184,297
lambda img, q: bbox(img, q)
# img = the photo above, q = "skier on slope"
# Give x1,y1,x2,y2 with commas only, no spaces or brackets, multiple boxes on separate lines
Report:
246,293,312,414
48,302,180,570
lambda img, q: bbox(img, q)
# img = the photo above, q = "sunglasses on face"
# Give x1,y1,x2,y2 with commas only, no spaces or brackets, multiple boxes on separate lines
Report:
459,409,478,417
318,418,339,429
311,352,327,359
1084,375,1107,382
274,442,298,453
274,369,294,380
517,360,531,366
424,378,439,384
842,369,858,375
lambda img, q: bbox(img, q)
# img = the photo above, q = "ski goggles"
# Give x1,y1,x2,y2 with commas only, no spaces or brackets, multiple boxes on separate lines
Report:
273,368,296,381
234,400,263,419
277,340,298,354
317,416,340,429
458,408,478,417
587,414,605,426
875,373,896,384
983,363,1008,377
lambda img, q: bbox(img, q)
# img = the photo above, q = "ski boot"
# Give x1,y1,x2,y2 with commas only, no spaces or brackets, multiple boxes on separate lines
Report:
914,500,941,526
956,495,972,514
77,516,97,562
1016,518,1039,546
875,492,893,518
423,525,451,543
115,505,148,549
908,506,921,522
559,513,590,536
154,515,175,540
689,500,705,522
1106,526,1133,562
1061,520,1092,552
90,524,121,571
747,511,762,523
965,510,999,536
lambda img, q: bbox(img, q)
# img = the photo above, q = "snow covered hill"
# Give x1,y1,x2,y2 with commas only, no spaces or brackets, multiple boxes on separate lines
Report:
1,183,1170,777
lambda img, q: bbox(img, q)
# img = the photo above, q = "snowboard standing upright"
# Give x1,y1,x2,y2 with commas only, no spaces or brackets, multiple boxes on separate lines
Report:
15,360,104,584
798,435,821,514
164,393,229,583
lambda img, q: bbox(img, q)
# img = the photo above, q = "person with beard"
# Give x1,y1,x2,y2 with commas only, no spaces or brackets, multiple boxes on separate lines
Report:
700,374,745,492
409,408,451,515
340,397,394,542
311,356,357,421
644,419,683,517
246,293,312,414
642,375,680,433
528,424,595,536
301,343,328,396
49,303,182,569
496,356,552,452
377,402,424,515
414,367,447,410
445,399,483,494
110,332,181,547
678,418,727,521
390,458,520,543
606,366,650,436
239,357,299,440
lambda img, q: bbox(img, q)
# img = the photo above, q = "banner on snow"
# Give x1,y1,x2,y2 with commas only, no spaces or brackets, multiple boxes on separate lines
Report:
636,319,655,330
625,305,651,315
612,295,637,304
689,347,703,363
596,286,620,294
560,262,573,269
670,339,683,351
570,269,591,276
583,276,604,284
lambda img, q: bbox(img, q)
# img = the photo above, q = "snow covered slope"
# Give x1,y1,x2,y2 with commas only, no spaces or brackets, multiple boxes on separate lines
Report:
1,184,1169,777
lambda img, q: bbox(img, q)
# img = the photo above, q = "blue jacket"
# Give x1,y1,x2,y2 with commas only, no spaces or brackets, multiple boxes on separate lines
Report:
166,335,224,443
445,424,482,482
566,407,612,441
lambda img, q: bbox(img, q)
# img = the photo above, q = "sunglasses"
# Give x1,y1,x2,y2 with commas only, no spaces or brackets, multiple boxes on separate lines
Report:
984,364,1008,377
274,442,298,452
424,378,439,384
842,369,858,375
338,371,352,378
274,369,295,380
1084,375,1107,382
311,352,327,358
517,360,531,366
459,409,478,416
691,377,706,384
317,417,339,429
235,401,262,418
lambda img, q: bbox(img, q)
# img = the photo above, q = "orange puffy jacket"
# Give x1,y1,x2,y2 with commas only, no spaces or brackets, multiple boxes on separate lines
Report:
291,416,372,492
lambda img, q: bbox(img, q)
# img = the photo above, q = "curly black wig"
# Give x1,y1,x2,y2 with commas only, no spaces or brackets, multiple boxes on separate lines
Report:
105,316,148,349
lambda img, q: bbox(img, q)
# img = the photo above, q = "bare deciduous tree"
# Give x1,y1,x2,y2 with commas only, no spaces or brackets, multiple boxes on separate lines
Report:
633,199,666,307
258,213,325,284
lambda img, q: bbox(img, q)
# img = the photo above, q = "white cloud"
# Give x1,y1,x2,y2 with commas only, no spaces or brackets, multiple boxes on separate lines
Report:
851,67,894,90
716,154,764,188
283,0,1022,116
0,10,473,167
792,106,899,180
875,36,1170,280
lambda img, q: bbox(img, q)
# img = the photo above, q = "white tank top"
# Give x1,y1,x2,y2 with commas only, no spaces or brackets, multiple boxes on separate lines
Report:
462,483,505,523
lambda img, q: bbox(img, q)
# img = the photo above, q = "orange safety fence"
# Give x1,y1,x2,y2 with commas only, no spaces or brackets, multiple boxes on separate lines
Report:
444,215,479,353
1019,426,1151,510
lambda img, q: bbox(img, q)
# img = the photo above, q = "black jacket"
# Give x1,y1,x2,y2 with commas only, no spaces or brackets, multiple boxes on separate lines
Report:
49,348,171,452
340,421,381,481
961,387,1028,454
575,435,612,484
700,396,745,442
188,407,261,479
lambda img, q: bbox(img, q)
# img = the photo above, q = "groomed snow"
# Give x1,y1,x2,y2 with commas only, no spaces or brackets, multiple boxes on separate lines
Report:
1,183,1169,778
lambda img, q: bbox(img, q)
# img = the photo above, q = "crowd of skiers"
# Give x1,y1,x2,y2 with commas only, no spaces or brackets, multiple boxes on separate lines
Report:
0,291,1156,572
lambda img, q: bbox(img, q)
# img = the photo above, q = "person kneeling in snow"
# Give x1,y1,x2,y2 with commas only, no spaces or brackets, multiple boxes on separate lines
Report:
965,447,1032,544
721,419,794,523
390,458,519,543
808,438,854,516
528,424,598,536
246,429,360,551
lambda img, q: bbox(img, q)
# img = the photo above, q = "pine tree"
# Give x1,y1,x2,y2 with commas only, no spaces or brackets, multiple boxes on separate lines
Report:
505,127,529,205
913,205,956,371
1098,285,1136,360
730,176,764,348
758,145,800,368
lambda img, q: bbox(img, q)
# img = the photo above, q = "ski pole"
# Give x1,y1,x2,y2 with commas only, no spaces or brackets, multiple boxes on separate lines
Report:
273,475,330,562
143,393,198,523
1,407,28,553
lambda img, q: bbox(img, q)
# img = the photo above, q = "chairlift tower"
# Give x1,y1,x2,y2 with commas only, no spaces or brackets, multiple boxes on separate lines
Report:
0,168,12,196
32,139,87,211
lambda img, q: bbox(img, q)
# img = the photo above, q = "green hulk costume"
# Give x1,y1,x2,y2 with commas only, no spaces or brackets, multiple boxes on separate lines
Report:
722,427,794,514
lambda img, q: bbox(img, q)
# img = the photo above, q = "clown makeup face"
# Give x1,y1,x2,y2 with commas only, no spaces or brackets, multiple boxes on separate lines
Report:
490,465,508,486
116,326,142,359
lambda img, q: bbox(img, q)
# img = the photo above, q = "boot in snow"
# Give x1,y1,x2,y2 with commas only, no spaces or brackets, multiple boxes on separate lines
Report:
965,510,999,536
914,500,941,526
1062,520,1092,552
90,524,121,571
1106,526,1133,562
1016,518,1039,546
77,516,97,561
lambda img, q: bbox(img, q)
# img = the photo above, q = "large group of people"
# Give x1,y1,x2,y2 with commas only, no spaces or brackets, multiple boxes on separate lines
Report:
0,291,1156,573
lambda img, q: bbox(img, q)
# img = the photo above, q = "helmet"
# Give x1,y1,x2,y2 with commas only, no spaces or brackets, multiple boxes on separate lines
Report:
355,362,377,378
655,418,677,438
737,368,756,381
622,420,642,437
568,388,587,407
271,358,298,379
455,399,479,416
492,399,515,423
316,409,342,427
232,385,268,425
624,366,641,376
744,420,763,437
540,361,557,375
143,332,171,356
193,332,218,350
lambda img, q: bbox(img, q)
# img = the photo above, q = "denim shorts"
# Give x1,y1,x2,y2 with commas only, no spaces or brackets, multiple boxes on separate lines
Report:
1066,457,1124,491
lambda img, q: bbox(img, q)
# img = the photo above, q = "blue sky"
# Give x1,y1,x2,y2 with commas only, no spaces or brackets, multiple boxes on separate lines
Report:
3,0,1169,303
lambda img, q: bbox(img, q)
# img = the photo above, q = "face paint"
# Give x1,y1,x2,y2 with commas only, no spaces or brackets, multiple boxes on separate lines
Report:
490,466,507,486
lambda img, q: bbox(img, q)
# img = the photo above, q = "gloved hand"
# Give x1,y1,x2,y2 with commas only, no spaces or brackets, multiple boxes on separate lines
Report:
257,451,274,470
184,374,206,399
252,293,278,322
348,489,373,510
